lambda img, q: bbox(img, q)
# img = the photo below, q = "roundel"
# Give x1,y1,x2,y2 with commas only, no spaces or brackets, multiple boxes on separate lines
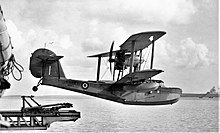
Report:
81,82,89,89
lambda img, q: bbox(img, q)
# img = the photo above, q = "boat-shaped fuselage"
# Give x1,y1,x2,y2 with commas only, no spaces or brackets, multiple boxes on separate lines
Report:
42,78,182,105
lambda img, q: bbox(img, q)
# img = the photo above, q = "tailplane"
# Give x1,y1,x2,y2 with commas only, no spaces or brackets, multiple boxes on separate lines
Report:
29,48,66,80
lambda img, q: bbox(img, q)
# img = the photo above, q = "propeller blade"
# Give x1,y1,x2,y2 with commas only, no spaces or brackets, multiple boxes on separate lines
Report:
109,41,114,61
109,41,114,74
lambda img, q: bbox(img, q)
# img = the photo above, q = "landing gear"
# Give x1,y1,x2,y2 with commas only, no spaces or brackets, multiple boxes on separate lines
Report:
32,86,38,92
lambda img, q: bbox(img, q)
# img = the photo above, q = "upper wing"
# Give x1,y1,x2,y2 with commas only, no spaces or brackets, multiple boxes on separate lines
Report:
87,50,121,58
88,31,166,57
120,31,166,52
116,69,163,84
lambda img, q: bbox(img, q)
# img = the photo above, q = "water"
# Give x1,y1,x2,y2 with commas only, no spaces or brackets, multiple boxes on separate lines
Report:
0,95,219,132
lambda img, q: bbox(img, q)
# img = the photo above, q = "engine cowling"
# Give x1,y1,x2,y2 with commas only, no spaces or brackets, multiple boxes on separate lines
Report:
124,55,144,67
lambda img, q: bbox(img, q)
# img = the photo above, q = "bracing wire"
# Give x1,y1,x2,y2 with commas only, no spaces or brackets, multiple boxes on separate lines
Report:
103,58,108,67
101,58,110,79
101,67,109,79
143,47,151,69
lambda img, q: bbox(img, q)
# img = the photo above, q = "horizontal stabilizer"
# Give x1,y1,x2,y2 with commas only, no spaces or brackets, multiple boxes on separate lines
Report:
116,69,163,84
120,31,166,52
37,55,64,61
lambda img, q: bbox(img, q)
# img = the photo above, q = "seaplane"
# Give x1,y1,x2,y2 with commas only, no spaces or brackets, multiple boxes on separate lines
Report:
30,31,182,105
0,6,23,98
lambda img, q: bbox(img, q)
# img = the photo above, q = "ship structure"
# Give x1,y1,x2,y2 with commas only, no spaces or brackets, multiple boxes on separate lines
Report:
0,6,23,98
0,5,80,130
181,86,219,98
0,96,80,130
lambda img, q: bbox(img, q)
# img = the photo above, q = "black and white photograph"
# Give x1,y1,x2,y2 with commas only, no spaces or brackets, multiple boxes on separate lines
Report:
0,0,218,132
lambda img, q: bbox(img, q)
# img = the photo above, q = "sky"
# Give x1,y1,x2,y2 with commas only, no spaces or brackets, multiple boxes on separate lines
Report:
0,0,218,96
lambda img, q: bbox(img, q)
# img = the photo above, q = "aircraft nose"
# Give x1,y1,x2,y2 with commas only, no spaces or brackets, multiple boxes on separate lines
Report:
172,87,182,94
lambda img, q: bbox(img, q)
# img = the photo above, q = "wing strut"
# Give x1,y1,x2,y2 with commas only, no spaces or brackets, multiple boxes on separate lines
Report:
139,49,142,70
150,40,155,69
129,40,135,73
96,55,101,81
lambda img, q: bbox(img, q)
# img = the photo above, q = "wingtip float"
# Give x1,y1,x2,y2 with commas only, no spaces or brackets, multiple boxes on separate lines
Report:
30,31,182,106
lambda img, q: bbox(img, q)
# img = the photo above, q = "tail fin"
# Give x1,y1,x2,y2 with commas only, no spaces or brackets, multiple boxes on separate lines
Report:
29,48,65,79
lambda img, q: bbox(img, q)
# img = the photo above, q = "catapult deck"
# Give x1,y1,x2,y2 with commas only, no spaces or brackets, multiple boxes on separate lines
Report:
0,96,80,130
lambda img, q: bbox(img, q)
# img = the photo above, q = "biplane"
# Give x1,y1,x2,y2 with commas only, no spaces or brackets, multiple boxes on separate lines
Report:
29,31,182,105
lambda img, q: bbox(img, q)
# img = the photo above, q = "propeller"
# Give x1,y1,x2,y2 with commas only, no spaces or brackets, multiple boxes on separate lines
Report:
109,41,114,73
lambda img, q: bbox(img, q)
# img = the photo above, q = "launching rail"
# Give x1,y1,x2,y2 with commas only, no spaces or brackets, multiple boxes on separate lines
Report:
0,96,80,130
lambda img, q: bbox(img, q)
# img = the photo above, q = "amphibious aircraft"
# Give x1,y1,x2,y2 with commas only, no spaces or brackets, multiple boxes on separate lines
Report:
0,6,23,98
30,31,182,105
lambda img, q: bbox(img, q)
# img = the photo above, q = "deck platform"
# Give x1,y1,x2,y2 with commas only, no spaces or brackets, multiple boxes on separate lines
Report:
0,96,80,130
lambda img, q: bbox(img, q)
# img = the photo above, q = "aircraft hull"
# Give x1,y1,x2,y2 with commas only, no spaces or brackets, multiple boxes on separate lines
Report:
42,78,181,105
119,87,181,105
124,97,179,105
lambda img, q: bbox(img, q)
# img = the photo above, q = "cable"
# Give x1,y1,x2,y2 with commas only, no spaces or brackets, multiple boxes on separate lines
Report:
143,48,151,69
2,54,24,81
101,67,109,80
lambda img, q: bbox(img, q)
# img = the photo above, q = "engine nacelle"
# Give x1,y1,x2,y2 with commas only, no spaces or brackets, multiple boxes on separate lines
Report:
124,55,144,67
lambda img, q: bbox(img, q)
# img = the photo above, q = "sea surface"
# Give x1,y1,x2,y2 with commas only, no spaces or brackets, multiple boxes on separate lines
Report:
0,95,219,132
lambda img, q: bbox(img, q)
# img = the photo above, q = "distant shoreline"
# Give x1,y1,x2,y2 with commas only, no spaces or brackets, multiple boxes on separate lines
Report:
181,93,219,98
